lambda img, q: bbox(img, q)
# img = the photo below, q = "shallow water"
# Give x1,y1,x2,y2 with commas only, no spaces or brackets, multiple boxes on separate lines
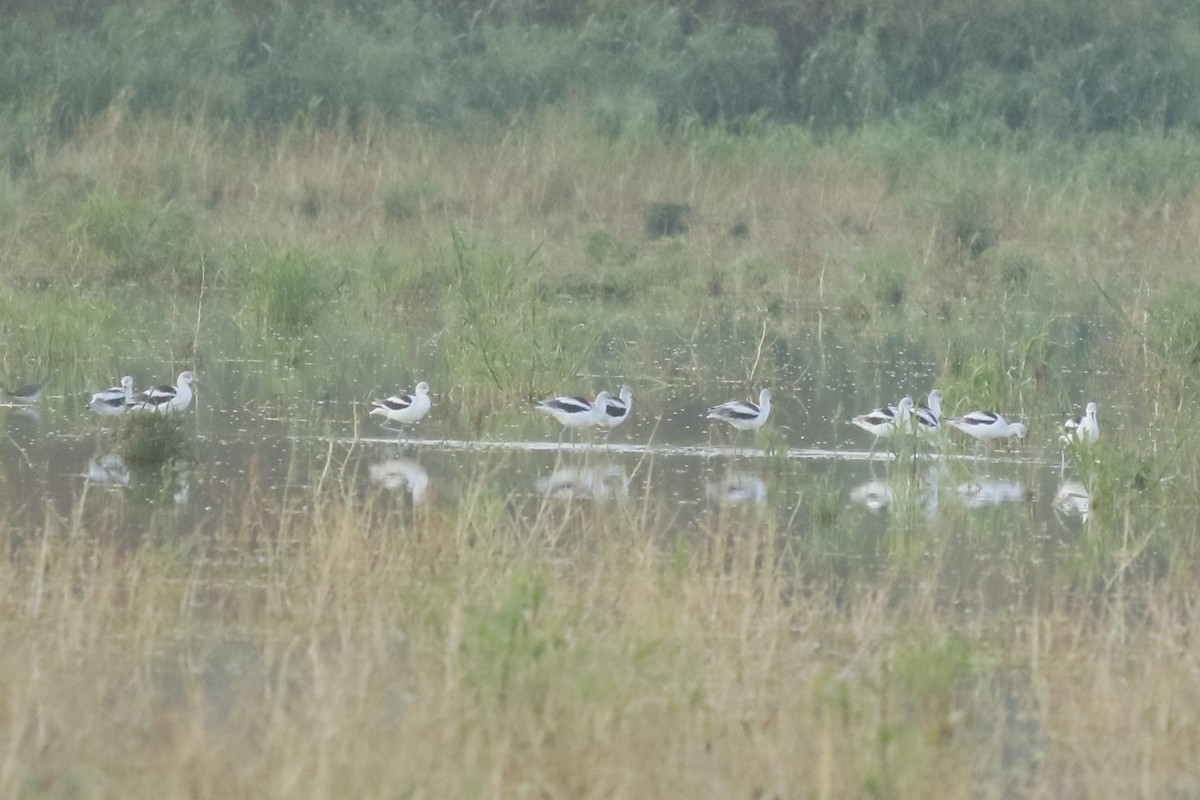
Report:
2,389,1092,613
0,309,1115,611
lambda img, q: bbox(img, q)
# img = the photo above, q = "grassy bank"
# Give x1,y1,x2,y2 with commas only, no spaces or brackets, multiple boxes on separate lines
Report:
3,110,1200,409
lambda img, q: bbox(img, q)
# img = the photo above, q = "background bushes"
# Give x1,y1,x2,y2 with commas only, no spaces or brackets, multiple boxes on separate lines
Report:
1,0,1197,146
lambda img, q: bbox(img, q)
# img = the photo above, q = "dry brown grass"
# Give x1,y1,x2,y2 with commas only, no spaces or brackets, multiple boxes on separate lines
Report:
14,108,1198,326
1,471,1198,798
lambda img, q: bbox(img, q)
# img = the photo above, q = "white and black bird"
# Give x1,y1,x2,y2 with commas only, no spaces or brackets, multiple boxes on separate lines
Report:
535,390,612,430
369,381,432,438
601,385,633,429
706,388,772,432
946,410,1027,443
851,396,915,450
88,376,135,416
915,389,944,436
127,371,196,413
1061,401,1099,446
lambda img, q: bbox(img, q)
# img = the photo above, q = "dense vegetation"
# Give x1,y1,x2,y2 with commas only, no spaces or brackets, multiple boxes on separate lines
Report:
1,0,1198,156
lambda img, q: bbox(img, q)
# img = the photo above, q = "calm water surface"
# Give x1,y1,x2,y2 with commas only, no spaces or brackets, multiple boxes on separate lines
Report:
0,333,1103,614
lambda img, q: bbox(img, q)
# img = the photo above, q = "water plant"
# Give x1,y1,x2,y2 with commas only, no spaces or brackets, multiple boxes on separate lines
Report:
443,232,606,402
113,412,192,467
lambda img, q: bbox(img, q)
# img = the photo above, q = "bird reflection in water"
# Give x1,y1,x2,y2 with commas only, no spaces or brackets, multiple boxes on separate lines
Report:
705,473,766,506
536,464,629,500
369,458,431,504
849,466,943,517
1053,480,1090,522
953,479,1028,509
849,479,895,512
85,453,131,488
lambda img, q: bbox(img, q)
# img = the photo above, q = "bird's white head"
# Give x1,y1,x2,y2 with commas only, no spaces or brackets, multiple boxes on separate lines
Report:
1085,401,1098,416
619,385,633,404
177,371,196,386
1009,422,1028,440
927,390,943,413
121,375,134,390
759,388,772,404
415,381,431,395
594,390,612,406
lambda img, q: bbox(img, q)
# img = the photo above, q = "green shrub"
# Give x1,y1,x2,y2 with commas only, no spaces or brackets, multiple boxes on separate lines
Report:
103,2,244,119
940,188,998,259
0,169,21,226
792,28,888,132
644,202,691,239
1087,133,1200,204
251,249,330,336
444,232,605,396
1,0,1199,138
0,289,111,367
115,412,191,467
636,12,783,128
1144,284,1200,366
582,230,637,266
383,179,443,222
71,190,200,285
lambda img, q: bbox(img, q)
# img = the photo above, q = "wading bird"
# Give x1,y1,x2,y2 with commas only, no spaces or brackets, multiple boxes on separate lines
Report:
707,388,772,432
369,381,432,441
851,395,915,453
601,385,633,429
88,376,135,416
535,390,613,445
946,409,1027,449
128,371,196,414
1061,401,1099,446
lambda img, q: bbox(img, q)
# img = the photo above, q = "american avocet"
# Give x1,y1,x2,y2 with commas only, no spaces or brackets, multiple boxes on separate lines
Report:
851,396,915,451
1061,401,1099,446
88,376,134,416
601,386,633,428
128,371,196,413
535,390,612,431
707,388,772,431
946,410,1026,443
370,382,432,439
915,390,943,436
4,380,45,405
